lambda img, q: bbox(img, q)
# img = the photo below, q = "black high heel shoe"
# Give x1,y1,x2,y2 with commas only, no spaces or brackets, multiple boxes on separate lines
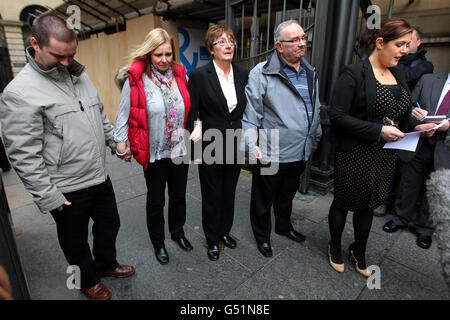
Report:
348,244,371,278
328,242,344,273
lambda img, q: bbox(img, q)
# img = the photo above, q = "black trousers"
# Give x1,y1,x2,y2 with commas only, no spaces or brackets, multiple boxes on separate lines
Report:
198,163,241,246
144,159,189,247
393,142,435,236
50,177,120,290
250,161,306,244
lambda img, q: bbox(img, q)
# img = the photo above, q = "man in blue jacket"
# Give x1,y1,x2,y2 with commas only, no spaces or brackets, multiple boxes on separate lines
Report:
242,20,322,257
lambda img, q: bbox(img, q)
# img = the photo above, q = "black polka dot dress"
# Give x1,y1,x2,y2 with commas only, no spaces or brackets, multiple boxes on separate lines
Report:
333,80,410,212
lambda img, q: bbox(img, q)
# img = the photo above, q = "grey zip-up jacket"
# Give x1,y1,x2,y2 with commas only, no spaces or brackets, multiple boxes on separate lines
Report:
0,47,116,213
242,52,322,163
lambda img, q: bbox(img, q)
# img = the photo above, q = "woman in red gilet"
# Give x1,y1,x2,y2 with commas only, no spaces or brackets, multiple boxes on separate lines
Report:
114,28,193,265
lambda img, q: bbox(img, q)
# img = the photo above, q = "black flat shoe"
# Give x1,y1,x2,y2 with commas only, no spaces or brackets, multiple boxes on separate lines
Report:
154,246,169,265
257,242,273,257
382,220,406,233
207,245,220,261
221,235,237,249
416,235,432,249
275,229,306,243
174,236,193,251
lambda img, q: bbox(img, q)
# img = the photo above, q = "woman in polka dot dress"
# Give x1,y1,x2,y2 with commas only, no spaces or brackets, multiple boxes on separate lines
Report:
327,18,436,277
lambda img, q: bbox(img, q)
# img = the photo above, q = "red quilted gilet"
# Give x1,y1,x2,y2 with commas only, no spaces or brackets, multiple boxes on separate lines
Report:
127,60,191,170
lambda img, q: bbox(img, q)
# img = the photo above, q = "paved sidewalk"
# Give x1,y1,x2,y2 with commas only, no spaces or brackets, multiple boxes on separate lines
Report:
1,153,449,300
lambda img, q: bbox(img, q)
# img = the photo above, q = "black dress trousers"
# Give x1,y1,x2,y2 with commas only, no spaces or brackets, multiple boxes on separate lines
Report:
393,141,436,236
50,177,120,290
199,162,241,246
250,161,306,244
143,158,189,247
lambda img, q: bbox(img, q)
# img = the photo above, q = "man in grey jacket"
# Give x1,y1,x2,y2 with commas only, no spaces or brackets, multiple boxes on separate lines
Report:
0,15,134,300
242,20,322,257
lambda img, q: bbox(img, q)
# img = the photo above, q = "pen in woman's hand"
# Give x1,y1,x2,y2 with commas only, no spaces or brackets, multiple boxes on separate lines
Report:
412,102,428,121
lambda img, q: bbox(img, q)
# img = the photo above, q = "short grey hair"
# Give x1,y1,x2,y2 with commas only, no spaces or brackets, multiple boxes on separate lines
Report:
274,20,301,42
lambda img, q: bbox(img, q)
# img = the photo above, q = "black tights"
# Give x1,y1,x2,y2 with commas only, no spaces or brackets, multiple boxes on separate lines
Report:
328,200,374,260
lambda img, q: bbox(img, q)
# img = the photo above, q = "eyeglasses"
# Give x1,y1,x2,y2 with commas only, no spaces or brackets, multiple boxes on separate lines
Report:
279,36,308,44
213,39,236,47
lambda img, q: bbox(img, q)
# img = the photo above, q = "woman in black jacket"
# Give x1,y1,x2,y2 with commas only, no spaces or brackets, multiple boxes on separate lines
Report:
188,25,249,261
327,18,435,277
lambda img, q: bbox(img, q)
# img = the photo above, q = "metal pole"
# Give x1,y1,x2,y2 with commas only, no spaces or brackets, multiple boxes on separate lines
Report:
387,0,395,18
225,0,233,33
299,0,304,24
329,0,352,100
250,0,259,68
282,0,286,21
307,0,312,31
241,3,245,59
260,32,263,56
355,13,365,62
343,0,360,65
311,0,329,69
266,0,271,53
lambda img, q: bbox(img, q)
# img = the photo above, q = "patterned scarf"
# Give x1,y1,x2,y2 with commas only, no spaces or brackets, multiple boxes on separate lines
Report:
149,65,178,144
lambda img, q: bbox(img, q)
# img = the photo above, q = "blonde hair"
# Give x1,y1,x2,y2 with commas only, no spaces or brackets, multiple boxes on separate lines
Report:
127,28,176,66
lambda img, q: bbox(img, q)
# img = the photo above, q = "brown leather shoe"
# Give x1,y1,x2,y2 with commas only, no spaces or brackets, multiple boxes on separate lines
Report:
82,282,111,300
106,264,135,278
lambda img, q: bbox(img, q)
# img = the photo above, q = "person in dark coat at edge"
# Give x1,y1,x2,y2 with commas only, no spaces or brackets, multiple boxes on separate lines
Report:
383,71,450,249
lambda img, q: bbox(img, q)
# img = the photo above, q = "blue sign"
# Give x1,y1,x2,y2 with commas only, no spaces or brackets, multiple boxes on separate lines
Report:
178,27,210,76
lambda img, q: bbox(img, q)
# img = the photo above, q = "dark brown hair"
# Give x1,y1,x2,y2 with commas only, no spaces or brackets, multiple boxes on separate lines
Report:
367,17,412,52
204,24,235,52
32,15,77,48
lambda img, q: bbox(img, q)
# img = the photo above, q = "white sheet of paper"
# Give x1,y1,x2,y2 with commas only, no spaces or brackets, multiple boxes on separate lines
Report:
421,118,450,131
383,118,449,151
383,131,421,151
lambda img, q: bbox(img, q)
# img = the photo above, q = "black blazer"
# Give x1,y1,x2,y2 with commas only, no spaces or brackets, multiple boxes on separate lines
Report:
187,61,249,161
329,58,414,154
188,61,249,132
